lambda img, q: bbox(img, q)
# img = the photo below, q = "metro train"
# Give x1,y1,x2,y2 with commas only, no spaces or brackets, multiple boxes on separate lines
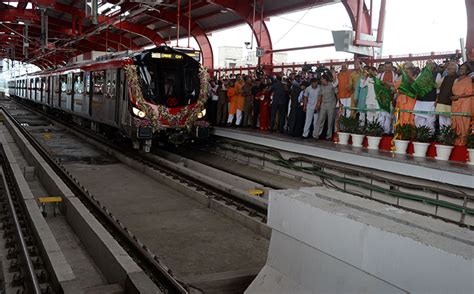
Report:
7,46,209,151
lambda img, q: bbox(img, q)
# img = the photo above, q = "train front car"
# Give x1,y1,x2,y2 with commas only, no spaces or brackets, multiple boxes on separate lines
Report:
126,46,209,151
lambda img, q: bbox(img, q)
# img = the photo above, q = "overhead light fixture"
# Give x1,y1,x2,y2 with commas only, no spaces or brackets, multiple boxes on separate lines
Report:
171,25,176,29
220,8,228,13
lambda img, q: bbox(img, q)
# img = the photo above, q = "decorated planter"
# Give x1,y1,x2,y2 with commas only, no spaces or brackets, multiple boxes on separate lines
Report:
338,132,351,145
394,139,410,154
351,134,365,147
412,142,430,157
366,136,382,150
467,149,474,165
435,145,454,161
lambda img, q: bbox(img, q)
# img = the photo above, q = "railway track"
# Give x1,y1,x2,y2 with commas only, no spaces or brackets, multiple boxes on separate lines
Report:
190,136,474,229
1,101,188,293
2,97,270,292
0,147,53,293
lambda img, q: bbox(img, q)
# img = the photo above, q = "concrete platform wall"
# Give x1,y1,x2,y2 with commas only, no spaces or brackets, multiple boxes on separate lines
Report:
246,187,474,294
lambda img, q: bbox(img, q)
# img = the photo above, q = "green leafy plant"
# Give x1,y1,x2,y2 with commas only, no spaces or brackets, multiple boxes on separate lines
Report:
339,116,359,133
364,119,384,137
395,124,415,141
437,125,458,146
415,125,432,143
465,133,474,149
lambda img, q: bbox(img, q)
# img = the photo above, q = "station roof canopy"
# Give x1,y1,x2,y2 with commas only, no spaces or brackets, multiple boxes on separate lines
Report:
1,0,347,69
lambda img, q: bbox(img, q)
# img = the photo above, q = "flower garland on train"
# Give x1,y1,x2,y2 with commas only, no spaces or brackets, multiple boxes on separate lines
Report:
124,64,209,130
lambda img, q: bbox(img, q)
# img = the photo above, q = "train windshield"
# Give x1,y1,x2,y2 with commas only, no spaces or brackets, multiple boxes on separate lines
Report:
137,53,200,108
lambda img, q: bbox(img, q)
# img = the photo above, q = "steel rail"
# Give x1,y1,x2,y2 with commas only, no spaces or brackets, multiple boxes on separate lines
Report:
0,154,42,293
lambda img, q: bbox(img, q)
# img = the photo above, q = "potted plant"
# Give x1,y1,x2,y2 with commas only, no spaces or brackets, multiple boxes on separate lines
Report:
364,119,384,150
350,120,365,147
435,125,458,160
466,133,474,165
338,116,357,145
394,124,415,154
412,125,432,157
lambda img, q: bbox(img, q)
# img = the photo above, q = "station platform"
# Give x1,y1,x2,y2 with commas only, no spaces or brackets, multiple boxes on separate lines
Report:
212,127,474,189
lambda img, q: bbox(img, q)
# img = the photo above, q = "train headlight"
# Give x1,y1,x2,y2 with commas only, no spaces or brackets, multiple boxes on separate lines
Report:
132,106,146,119
197,109,206,119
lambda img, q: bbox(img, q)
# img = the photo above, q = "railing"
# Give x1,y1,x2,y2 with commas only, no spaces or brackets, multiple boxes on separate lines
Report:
212,51,462,78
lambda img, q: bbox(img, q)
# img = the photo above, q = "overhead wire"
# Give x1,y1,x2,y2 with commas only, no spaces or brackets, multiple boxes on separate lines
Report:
272,6,314,46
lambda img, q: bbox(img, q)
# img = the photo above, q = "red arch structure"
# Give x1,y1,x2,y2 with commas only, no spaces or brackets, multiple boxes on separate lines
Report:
0,0,472,71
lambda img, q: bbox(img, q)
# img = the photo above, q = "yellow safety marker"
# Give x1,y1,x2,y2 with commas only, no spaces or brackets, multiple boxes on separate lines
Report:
42,133,53,140
38,197,62,203
248,189,264,197
38,197,62,217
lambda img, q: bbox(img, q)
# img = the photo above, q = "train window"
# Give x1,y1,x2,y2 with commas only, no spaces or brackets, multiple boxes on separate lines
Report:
85,72,91,94
67,73,73,94
184,68,199,104
106,80,116,98
60,75,67,92
43,77,48,92
92,71,105,94
73,73,84,94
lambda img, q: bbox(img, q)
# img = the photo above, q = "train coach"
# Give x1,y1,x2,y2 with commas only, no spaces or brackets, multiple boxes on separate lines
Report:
7,46,209,151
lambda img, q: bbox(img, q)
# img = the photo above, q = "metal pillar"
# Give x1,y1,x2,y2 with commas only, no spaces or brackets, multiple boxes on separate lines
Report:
23,23,29,59
40,8,48,52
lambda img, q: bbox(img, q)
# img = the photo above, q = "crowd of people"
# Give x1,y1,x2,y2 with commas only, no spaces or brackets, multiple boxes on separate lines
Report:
205,59,474,146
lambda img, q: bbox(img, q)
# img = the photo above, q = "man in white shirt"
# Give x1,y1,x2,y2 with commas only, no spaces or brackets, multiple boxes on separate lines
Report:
302,78,320,138
360,66,379,123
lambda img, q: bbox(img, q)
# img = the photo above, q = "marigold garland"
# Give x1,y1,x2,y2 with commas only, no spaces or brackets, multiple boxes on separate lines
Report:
125,64,209,131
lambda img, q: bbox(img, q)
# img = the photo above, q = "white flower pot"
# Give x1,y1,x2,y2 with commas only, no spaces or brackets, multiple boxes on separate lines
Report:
338,132,350,145
394,139,410,154
351,134,365,147
366,136,382,150
435,145,454,161
412,142,430,157
467,149,474,165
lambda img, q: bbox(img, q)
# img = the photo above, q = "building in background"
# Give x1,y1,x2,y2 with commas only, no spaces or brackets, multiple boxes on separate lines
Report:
218,46,287,68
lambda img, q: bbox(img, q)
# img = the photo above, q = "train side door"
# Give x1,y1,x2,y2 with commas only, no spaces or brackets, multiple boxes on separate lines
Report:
115,69,123,124
119,69,131,130
84,72,92,117
105,69,118,126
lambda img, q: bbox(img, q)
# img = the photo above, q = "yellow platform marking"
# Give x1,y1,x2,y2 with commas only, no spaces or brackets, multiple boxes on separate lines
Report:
248,189,264,197
43,133,53,139
38,197,62,203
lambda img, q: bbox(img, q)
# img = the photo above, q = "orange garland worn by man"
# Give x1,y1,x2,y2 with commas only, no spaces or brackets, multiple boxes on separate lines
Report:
394,62,416,126
234,74,245,126
226,80,237,125
336,63,352,117
451,62,473,146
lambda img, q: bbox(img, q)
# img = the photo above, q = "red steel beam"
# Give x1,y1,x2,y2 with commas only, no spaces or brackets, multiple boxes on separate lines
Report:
146,9,215,69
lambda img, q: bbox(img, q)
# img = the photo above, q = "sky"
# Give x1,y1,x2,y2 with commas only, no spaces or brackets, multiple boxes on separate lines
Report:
206,0,468,66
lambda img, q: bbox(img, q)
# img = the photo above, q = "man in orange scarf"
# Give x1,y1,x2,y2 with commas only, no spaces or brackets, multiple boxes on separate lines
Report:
336,63,352,117
451,62,473,146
